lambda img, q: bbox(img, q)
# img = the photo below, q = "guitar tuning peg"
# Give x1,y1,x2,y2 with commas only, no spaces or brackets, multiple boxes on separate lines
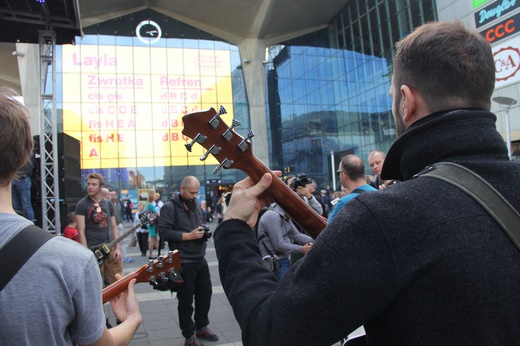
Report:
200,144,221,161
218,105,227,116
222,119,241,141
165,251,174,263
209,105,226,129
238,130,255,152
156,259,164,269
184,133,207,152
213,158,234,174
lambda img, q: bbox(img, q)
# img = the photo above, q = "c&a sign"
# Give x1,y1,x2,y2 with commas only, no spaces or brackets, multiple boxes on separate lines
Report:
493,35,520,89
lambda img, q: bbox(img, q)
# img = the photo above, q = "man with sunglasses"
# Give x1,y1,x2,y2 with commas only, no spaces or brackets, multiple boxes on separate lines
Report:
328,154,376,222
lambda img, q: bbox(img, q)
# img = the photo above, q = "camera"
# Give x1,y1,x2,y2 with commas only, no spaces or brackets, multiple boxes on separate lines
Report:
198,225,212,242
290,173,311,190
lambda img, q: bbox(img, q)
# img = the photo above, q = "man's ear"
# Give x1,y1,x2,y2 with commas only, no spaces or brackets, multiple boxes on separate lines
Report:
400,85,416,123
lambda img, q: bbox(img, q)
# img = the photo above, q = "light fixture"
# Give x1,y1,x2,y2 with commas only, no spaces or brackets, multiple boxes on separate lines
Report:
12,51,24,57
242,59,251,64
493,96,517,160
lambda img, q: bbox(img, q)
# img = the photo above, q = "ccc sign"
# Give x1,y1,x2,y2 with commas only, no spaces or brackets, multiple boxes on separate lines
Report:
485,19,515,43
480,13,520,44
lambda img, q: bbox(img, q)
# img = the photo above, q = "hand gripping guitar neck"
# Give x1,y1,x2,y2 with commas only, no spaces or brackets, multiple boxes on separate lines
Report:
182,106,327,239
102,250,182,303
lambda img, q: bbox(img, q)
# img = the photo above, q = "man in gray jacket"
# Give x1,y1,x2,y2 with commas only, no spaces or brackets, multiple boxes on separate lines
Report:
257,204,313,281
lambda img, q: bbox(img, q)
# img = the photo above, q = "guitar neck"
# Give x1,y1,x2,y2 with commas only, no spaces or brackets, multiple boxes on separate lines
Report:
181,107,327,239
245,157,327,239
107,224,140,249
102,250,181,303
102,270,139,303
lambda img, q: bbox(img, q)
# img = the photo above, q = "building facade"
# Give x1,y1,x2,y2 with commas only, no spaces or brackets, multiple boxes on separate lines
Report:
20,0,520,212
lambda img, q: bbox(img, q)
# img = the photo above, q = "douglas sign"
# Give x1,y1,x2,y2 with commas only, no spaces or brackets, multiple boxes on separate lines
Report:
474,0,519,28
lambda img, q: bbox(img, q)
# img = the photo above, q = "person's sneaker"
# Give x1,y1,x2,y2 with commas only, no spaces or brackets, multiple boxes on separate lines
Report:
196,327,219,341
184,334,204,346
123,257,135,263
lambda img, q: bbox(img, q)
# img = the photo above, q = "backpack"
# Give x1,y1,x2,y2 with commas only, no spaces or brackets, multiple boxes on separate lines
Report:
254,204,273,240
254,204,285,241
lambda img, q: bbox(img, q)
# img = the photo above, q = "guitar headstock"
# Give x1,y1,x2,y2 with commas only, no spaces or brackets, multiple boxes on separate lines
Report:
140,210,158,226
182,106,255,174
182,106,328,238
134,250,181,285
102,250,181,303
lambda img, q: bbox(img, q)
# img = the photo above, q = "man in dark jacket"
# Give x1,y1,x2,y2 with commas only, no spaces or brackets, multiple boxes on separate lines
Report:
158,176,218,346
11,151,35,222
213,21,520,345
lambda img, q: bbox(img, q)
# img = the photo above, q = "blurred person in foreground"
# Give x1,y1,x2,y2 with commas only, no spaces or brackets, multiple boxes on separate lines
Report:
213,21,520,345
0,87,141,345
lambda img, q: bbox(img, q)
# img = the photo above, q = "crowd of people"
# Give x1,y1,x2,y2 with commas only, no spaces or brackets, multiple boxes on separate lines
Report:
2,20,520,346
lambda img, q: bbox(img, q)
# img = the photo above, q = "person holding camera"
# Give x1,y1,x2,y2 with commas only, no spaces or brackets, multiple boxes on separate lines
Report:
158,176,218,346
257,203,313,281
286,174,323,216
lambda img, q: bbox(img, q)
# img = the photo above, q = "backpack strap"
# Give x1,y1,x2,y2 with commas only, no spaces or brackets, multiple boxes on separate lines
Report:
350,188,367,195
0,225,54,292
417,162,520,251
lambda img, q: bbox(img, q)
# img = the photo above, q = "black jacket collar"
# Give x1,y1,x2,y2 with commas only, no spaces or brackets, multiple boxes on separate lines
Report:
381,109,508,181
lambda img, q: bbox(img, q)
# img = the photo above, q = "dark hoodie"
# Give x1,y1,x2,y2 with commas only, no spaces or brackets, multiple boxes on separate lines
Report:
158,193,206,263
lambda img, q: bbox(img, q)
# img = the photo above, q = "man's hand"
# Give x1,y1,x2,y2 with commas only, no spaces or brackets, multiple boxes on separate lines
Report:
223,172,276,228
189,226,205,241
111,248,122,263
296,186,312,199
109,273,142,325
301,242,313,254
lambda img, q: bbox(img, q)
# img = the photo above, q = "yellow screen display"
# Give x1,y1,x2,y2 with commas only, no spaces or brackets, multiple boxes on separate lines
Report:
62,44,234,169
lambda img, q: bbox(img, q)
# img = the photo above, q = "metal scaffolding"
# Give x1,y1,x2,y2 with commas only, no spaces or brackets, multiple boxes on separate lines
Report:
39,30,60,233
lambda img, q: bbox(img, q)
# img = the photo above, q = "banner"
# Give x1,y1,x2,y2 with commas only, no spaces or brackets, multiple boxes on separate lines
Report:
62,44,234,169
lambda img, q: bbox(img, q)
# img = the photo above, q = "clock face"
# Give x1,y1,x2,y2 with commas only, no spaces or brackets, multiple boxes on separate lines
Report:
136,20,162,44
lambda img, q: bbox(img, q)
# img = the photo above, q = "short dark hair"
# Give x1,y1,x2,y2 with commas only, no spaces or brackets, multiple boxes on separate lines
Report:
0,88,33,186
394,21,495,111
340,155,365,180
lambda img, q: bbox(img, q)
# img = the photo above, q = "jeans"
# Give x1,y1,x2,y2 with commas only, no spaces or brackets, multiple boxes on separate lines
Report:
275,257,291,282
12,176,34,222
176,259,212,338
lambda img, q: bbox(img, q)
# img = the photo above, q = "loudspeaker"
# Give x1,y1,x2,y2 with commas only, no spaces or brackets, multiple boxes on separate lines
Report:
32,133,82,204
